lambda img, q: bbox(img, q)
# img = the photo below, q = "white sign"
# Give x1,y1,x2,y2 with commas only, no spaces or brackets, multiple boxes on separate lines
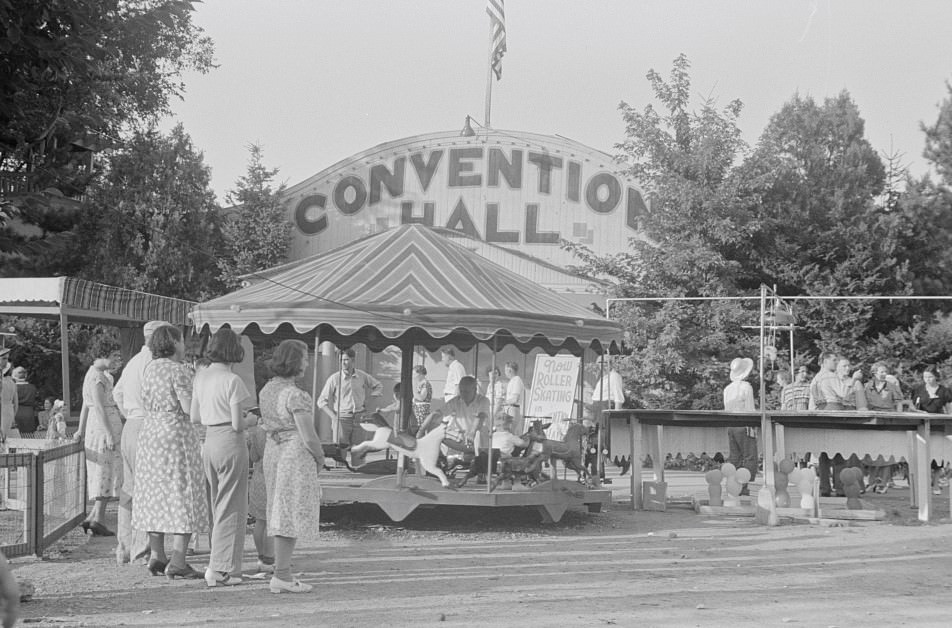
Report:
526,354,580,439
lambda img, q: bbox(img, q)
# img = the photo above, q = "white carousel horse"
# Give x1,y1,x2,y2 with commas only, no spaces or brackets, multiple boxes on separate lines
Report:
352,413,450,487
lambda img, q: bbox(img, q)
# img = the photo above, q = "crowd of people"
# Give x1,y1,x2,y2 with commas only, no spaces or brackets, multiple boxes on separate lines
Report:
725,353,952,496
69,322,320,594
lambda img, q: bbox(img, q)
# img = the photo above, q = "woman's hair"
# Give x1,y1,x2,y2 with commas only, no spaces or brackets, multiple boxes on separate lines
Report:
505,361,518,373
149,325,182,359
871,361,888,374
271,339,308,377
923,364,941,378
413,365,427,376
206,328,245,364
486,366,500,377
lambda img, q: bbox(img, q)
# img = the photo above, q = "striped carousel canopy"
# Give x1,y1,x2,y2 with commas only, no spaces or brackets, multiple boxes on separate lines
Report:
190,224,622,354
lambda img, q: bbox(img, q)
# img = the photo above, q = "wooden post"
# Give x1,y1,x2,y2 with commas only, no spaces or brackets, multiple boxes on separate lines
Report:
907,430,918,509
629,414,642,510
59,311,70,417
760,285,775,492
917,419,931,522
650,425,664,483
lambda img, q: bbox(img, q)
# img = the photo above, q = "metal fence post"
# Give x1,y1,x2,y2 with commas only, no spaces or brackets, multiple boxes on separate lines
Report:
32,450,44,556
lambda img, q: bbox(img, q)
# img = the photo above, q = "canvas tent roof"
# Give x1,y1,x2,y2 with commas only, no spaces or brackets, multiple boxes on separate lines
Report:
0,277,195,326
191,224,622,354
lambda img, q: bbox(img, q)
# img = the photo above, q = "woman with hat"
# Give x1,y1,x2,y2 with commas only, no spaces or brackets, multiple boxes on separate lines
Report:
723,357,758,494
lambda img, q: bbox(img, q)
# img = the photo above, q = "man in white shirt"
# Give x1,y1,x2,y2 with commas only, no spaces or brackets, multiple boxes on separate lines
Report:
443,376,491,451
442,376,491,483
112,320,169,564
441,348,467,403
503,361,526,430
318,348,383,467
591,366,625,409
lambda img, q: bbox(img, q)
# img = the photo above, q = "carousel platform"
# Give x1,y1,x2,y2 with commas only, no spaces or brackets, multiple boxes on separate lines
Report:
319,469,612,523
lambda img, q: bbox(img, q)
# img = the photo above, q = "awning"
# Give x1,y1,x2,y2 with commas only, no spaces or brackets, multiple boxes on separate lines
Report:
191,224,622,354
0,277,194,326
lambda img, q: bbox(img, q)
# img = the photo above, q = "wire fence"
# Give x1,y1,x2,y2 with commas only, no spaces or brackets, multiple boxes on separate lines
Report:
0,439,85,558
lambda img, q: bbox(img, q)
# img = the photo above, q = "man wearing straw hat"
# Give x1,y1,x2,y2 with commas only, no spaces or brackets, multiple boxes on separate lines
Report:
724,357,757,495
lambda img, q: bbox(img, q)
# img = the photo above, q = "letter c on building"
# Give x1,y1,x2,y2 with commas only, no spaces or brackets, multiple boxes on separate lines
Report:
294,194,328,235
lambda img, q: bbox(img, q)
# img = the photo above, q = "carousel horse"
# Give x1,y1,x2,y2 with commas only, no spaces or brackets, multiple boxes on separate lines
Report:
524,420,592,485
352,412,451,487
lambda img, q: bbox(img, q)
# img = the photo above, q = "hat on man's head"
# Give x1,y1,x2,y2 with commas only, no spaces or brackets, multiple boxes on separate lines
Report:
729,357,754,382
143,320,170,337
0,347,10,358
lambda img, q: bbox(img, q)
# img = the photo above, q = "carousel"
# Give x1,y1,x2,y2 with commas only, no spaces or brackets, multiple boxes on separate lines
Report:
190,224,622,523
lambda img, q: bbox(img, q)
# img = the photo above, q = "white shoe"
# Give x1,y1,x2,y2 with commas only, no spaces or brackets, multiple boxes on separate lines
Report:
205,567,242,587
256,560,275,574
246,561,274,579
269,576,312,594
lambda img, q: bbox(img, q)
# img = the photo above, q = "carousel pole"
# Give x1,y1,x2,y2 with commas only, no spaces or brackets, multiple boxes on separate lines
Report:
311,331,322,439
334,350,343,445
760,285,777,523
596,349,607,488
486,338,498,494
789,303,796,378
396,337,414,488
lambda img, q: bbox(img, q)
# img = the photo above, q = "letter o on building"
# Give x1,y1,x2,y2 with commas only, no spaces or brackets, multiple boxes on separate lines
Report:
585,172,622,214
334,175,367,215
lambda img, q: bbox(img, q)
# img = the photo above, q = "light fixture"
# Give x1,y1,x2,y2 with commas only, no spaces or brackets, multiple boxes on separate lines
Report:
460,115,476,137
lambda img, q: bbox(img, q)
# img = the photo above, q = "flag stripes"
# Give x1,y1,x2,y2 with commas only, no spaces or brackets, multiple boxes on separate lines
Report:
487,0,506,80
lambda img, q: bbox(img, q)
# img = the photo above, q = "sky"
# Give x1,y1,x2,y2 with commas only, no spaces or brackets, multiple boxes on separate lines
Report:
166,0,952,202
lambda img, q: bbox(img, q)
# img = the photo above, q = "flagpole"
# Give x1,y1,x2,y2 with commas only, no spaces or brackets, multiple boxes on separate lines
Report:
484,18,494,127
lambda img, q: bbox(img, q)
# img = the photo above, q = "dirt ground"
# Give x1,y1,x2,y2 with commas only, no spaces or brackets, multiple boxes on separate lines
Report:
10,470,952,628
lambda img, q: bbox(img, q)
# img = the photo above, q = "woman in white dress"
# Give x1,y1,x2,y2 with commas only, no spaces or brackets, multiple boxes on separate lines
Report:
75,349,124,536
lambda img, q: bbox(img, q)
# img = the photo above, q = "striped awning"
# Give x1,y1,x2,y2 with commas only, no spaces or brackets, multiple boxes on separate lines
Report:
191,224,622,354
0,277,195,326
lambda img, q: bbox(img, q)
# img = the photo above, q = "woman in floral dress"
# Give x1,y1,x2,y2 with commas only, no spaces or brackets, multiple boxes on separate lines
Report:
76,349,123,536
259,339,324,594
132,325,208,580
411,365,432,433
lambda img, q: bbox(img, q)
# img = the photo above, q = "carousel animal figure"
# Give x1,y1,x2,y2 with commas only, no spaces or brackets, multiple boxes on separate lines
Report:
491,452,547,490
352,412,451,487
524,420,592,485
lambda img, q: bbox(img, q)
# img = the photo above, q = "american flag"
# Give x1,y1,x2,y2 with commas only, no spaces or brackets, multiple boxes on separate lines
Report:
487,0,507,80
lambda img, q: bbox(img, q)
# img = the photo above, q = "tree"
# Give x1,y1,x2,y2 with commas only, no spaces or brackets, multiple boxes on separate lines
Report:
0,0,214,267
733,92,911,351
565,54,757,409
74,124,225,301
218,144,291,289
569,59,950,409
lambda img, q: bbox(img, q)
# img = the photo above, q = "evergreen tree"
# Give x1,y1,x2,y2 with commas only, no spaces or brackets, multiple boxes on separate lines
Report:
74,124,224,301
218,144,291,289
